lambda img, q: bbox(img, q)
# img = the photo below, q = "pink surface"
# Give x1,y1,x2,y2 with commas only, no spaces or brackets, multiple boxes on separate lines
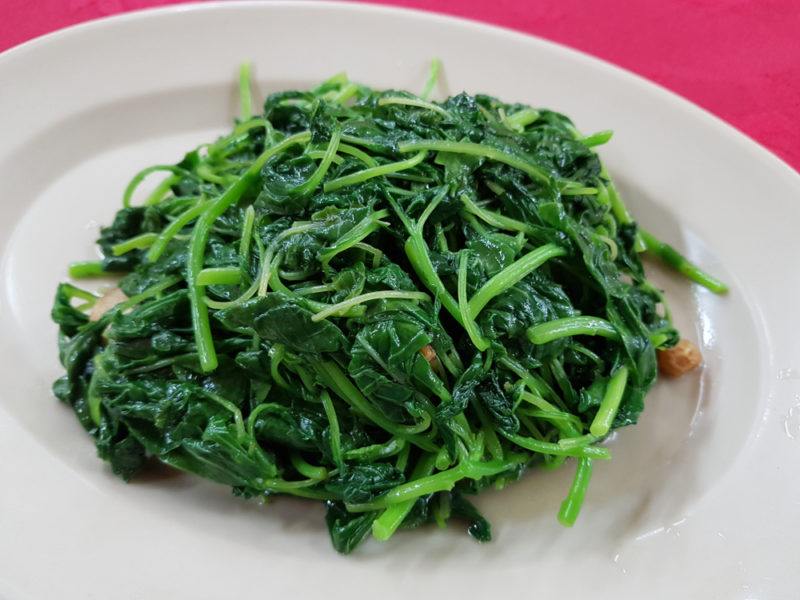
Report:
2,0,798,170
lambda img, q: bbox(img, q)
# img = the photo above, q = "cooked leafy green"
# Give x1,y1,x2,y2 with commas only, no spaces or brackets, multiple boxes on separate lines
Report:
52,62,726,553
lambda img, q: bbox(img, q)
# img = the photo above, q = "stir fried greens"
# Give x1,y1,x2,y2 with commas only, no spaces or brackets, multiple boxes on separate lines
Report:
52,62,727,553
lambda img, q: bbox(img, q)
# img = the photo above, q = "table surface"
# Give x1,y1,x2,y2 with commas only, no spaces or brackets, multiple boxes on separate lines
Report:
2,0,798,171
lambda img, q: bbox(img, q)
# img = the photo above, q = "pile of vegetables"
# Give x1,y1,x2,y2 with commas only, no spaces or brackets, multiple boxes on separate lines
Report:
52,62,726,553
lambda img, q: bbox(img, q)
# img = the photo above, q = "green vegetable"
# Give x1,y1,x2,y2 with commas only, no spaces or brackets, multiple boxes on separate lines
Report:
51,62,726,554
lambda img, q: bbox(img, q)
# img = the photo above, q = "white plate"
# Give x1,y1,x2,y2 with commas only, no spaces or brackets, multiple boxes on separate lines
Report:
1,2,798,598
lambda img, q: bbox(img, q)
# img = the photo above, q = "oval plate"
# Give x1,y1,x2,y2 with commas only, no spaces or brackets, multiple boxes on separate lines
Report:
1,3,799,598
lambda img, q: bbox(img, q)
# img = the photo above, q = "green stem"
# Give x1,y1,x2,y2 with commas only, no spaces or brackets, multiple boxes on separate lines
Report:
557,433,598,449
344,438,405,462
117,276,181,312
388,193,464,326
239,62,252,120
527,316,619,344
311,290,429,322
603,178,646,251
365,456,526,514
503,108,540,131
639,228,729,294
469,243,566,316
318,209,389,266
315,361,436,451
501,431,610,459
321,390,344,470
292,129,341,196
290,453,328,480
378,96,450,117
332,82,359,104
420,57,441,100
196,267,241,287
372,452,437,541
147,201,208,262
239,204,256,261
558,458,593,526
398,139,551,184
457,252,490,351
68,260,106,279
590,366,629,437
123,165,188,208
582,130,613,147
337,143,378,167
459,194,538,236
111,233,158,256
144,174,179,207
323,150,428,193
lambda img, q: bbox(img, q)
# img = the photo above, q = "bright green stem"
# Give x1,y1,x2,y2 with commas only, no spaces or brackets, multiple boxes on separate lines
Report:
318,209,389,266
504,108,539,131
323,150,428,193
398,139,551,184
371,456,526,513
459,194,537,236
457,252,490,351
433,492,452,528
187,131,311,372
239,204,255,261
122,165,184,208
527,316,620,344
582,130,613,147
320,390,343,470
390,192,464,326
311,290,429,322
258,477,328,493
557,434,598,449
147,201,208,262
189,177,257,371
268,344,289,388
404,234,462,325
604,179,646,251
590,366,629,437
196,267,241,287
344,438,405,462
118,276,181,312
315,361,436,451
332,82,359,104
86,355,108,425
292,129,341,196
372,453,437,541
59,283,99,303
378,96,450,117
246,402,285,440
639,229,729,294
561,186,597,196
290,453,327,480
143,174,180,206
197,164,228,185
501,431,611,460
558,458,593,526
469,243,566,316
239,62,252,120
257,251,281,297
337,143,378,167
111,233,158,256
420,57,441,100
68,260,105,278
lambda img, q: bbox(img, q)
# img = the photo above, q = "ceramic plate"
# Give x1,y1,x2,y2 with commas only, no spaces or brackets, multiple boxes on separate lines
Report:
1,3,798,598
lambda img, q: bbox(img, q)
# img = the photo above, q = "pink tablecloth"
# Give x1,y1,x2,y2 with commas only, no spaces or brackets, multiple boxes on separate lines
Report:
2,0,798,170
